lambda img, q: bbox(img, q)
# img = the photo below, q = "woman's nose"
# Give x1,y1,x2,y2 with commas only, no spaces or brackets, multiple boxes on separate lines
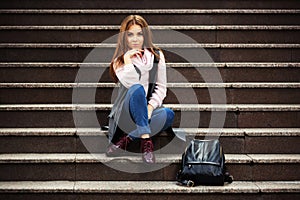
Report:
133,35,138,41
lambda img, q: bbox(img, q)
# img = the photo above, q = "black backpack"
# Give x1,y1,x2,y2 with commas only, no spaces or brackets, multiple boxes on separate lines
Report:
177,139,233,186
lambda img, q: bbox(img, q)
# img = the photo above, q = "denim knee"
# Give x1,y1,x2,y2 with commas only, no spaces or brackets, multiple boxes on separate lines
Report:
128,84,145,96
149,107,175,135
164,108,175,123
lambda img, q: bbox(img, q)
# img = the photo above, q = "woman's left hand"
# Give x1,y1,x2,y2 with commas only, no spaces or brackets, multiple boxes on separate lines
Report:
147,104,154,119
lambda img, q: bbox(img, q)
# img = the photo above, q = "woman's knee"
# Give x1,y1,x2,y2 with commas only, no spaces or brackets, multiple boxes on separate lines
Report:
164,108,175,122
128,84,145,98
159,108,174,130
153,107,174,121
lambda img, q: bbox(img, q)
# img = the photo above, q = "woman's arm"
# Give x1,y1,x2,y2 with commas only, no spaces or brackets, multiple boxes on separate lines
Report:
115,49,144,88
148,51,167,109
115,63,140,88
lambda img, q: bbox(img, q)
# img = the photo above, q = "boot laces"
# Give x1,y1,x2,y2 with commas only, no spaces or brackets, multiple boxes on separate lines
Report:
116,136,130,150
143,140,153,153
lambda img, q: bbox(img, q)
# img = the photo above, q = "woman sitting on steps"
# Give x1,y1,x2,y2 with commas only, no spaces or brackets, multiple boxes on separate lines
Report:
106,15,175,164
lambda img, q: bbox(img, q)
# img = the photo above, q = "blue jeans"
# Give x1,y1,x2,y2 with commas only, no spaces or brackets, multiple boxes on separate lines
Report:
117,84,174,139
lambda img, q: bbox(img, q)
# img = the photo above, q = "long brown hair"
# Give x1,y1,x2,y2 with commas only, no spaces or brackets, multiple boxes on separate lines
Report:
109,15,160,83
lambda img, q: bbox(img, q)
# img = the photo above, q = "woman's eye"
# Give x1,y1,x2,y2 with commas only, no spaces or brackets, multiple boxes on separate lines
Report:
127,33,133,37
138,32,143,36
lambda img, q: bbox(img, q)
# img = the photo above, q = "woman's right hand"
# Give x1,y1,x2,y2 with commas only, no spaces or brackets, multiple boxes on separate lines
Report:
123,49,144,65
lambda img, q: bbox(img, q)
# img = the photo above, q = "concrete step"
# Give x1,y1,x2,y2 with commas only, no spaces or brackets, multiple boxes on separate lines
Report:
1,43,299,62
0,181,299,200
1,9,299,25
1,62,299,83
0,153,299,181
1,0,300,9
0,104,299,128
0,83,299,104
1,25,300,43
0,128,299,154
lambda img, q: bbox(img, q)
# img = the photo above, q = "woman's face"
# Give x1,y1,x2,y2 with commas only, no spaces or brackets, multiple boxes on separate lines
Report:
126,24,144,50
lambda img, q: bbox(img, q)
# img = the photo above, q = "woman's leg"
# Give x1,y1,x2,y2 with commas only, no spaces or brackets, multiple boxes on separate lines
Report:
124,84,155,163
109,84,171,163
107,84,150,157
149,107,175,137
117,84,151,138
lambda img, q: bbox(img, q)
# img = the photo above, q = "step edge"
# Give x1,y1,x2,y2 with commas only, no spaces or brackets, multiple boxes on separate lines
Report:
0,9,299,14
247,154,300,163
1,104,300,111
1,82,300,88
1,62,300,68
1,25,300,30
0,153,299,164
1,43,300,49
1,128,300,137
0,181,299,194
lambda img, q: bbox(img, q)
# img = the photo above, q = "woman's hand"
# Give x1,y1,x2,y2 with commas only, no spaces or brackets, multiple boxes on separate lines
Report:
124,49,144,65
147,104,154,119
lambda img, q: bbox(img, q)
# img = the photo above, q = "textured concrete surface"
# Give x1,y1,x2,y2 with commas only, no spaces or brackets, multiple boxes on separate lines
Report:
0,181,299,194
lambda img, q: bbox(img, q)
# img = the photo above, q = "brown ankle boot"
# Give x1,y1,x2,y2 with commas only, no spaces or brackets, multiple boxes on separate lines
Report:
106,135,132,157
141,138,155,164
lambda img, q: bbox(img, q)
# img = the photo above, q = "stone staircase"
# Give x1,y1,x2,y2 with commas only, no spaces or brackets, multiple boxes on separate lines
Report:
0,0,300,199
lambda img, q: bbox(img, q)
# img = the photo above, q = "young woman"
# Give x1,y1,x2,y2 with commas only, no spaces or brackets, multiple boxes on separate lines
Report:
106,15,175,164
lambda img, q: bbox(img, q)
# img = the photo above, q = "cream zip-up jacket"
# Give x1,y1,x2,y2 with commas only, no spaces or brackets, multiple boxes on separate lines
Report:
114,49,167,109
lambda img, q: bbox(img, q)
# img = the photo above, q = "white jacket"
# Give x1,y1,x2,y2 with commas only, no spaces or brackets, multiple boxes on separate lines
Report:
114,49,167,109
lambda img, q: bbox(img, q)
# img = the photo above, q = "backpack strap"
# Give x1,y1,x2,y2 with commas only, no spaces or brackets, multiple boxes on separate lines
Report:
147,49,160,102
